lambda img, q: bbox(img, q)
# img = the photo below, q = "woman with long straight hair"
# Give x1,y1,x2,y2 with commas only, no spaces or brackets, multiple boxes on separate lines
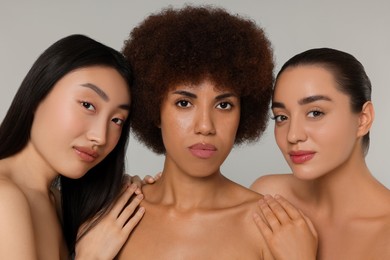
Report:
0,34,144,259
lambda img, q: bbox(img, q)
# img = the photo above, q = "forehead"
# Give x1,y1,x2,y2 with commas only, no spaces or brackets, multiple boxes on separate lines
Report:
274,65,340,99
55,66,131,102
169,78,235,93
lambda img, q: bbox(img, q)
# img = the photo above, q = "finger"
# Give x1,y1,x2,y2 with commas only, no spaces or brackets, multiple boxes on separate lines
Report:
264,195,292,225
274,194,301,220
122,207,145,234
299,209,318,239
142,175,155,184
122,174,131,185
117,194,144,227
154,172,162,179
253,212,273,240
110,184,138,218
143,172,162,184
129,175,143,188
258,197,281,232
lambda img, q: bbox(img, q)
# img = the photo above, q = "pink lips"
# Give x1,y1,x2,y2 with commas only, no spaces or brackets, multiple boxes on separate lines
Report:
289,150,315,164
189,143,217,159
74,146,99,162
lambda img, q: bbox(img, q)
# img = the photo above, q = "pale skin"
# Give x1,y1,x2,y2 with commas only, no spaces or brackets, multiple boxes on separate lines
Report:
0,66,145,259
118,80,274,259
251,65,390,259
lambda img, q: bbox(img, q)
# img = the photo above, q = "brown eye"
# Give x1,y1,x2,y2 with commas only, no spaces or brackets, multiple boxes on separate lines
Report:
272,115,288,122
176,100,191,108
81,101,95,111
307,110,324,118
217,102,232,110
112,118,124,126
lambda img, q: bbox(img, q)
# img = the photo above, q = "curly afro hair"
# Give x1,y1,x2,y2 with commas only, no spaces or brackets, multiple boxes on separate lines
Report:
123,5,274,154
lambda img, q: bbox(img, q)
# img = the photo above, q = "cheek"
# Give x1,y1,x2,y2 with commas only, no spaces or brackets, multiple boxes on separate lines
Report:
274,126,287,150
103,125,124,152
161,112,192,138
34,101,77,137
317,115,358,145
227,114,240,141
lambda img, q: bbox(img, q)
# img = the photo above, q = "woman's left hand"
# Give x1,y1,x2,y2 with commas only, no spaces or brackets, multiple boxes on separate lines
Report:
253,194,318,260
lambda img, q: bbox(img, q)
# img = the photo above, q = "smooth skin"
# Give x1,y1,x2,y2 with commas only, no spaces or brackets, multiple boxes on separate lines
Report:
251,65,390,260
0,66,144,259
118,80,273,259
75,183,145,260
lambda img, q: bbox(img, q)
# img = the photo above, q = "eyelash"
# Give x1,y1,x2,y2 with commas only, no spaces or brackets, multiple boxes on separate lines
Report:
271,109,325,123
176,99,191,108
307,110,324,118
175,99,234,110
81,101,96,112
271,114,287,123
112,118,125,126
80,100,125,127
216,102,233,110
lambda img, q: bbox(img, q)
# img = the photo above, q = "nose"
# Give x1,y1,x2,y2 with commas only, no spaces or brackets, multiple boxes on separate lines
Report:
287,117,307,144
194,107,216,136
87,119,108,146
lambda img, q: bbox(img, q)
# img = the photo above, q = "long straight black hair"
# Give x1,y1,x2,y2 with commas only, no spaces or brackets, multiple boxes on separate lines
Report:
0,34,133,254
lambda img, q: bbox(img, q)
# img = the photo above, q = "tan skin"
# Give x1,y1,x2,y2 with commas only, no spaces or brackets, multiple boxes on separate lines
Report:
0,66,145,260
251,65,390,260
118,80,274,259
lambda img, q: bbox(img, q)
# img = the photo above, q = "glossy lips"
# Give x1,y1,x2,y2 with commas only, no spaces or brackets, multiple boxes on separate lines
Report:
74,146,99,162
289,150,315,164
188,143,217,159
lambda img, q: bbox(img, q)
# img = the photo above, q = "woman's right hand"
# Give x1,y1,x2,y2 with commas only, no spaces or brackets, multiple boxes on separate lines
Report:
74,183,145,260
253,194,318,260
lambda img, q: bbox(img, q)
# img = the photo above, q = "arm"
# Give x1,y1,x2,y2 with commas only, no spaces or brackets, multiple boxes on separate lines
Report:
0,183,38,259
74,183,144,260
253,195,317,260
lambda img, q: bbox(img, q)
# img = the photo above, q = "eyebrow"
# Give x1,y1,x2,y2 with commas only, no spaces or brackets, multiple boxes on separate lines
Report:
172,90,237,100
81,83,109,101
81,83,130,111
272,95,332,109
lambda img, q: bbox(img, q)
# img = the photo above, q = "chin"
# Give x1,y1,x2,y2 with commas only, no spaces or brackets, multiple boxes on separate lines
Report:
291,168,319,181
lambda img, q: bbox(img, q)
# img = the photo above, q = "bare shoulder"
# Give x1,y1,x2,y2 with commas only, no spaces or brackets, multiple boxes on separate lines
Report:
250,173,295,196
0,178,30,208
0,178,34,229
0,179,37,258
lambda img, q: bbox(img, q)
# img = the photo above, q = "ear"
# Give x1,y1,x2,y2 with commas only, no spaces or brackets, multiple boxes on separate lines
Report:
357,101,374,137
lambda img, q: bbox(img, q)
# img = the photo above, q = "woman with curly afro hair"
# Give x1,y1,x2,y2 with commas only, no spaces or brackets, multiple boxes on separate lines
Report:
118,5,317,259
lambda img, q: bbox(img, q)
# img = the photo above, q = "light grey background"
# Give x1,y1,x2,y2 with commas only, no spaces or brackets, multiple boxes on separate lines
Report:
1,0,389,188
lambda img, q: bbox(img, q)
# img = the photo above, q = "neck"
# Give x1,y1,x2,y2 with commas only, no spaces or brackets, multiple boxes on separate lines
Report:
297,150,385,221
144,159,232,211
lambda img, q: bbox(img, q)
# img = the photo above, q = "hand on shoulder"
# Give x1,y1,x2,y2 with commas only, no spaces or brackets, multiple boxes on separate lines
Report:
253,194,318,260
75,183,145,260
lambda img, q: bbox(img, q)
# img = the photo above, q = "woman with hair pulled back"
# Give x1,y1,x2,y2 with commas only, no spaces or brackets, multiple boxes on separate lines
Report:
252,48,390,259
119,5,317,259
0,34,145,259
